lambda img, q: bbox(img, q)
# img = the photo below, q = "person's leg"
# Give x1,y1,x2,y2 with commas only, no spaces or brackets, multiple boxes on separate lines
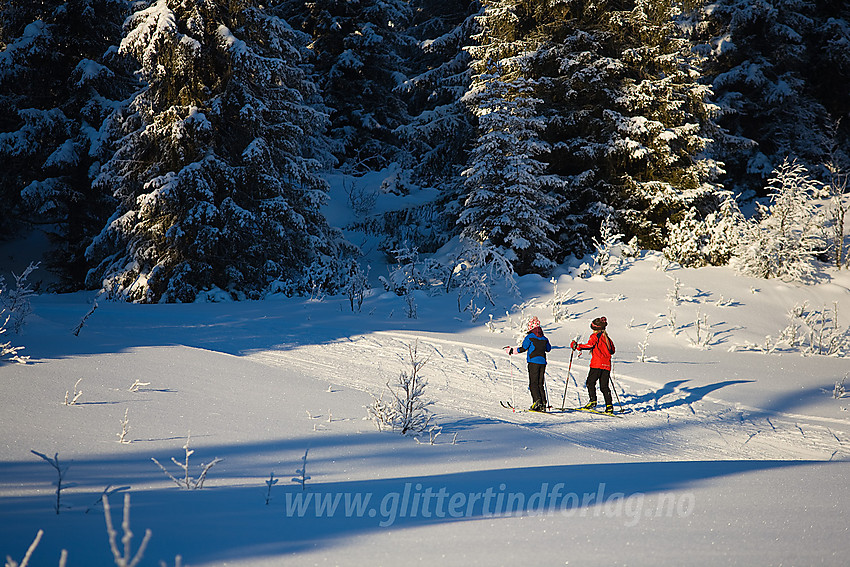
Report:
599,369,613,409
538,364,547,408
585,368,601,407
528,363,543,408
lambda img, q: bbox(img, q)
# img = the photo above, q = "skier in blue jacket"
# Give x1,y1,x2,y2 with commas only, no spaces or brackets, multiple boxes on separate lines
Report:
506,316,552,411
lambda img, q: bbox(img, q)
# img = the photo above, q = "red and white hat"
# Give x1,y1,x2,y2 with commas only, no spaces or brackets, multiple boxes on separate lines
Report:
527,316,541,332
591,316,608,330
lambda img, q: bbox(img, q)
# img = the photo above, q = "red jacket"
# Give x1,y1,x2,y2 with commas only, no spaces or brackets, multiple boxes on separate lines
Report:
576,332,615,370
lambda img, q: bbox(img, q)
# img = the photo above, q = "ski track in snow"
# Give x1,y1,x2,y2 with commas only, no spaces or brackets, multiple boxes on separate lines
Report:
245,331,847,462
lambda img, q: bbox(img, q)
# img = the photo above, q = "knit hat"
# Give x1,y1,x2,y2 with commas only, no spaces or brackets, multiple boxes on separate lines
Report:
591,316,607,330
527,316,541,332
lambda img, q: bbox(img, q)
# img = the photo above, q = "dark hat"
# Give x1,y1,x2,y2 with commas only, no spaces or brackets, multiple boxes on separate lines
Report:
591,316,607,330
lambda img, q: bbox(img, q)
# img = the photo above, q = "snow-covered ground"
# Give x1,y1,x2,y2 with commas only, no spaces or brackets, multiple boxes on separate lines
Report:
2,171,850,565
2,250,850,566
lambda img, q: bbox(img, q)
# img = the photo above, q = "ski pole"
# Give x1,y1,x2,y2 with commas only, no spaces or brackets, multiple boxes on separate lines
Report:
561,345,576,409
503,346,516,410
610,361,623,412
511,355,515,410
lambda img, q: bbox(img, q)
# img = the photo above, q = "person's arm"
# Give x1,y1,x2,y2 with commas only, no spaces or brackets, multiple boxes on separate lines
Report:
517,334,531,353
573,334,597,351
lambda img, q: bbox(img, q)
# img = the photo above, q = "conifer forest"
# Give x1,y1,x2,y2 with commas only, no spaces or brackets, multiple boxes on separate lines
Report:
1,0,849,302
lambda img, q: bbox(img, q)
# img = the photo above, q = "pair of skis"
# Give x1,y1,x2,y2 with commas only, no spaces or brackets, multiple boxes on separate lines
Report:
499,400,625,418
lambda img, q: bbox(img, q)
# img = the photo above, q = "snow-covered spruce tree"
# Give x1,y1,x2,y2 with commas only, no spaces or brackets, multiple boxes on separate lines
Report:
691,0,833,196
527,0,617,256
398,0,480,185
277,0,415,171
731,159,825,282
459,0,561,274
0,0,132,289
85,0,342,302
519,0,724,257
0,0,130,253
597,1,724,250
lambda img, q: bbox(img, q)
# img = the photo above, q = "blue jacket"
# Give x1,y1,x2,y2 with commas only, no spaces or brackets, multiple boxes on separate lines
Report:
518,331,551,364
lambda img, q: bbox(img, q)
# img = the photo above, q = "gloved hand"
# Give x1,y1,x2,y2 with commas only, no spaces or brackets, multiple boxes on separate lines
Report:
570,340,577,350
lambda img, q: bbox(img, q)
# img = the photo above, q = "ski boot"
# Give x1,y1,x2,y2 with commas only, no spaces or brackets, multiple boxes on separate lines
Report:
604,405,614,415
581,400,597,410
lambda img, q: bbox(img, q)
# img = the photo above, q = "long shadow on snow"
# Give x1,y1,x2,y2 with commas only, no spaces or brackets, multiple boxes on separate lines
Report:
0,455,837,564
618,378,757,412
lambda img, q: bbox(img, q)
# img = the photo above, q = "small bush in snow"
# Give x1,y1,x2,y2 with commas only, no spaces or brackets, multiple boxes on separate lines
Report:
730,159,825,282
102,493,152,567
592,213,625,276
379,245,433,296
687,309,714,349
786,302,850,356
151,433,222,490
0,264,38,364
366,393,396,432
666,276,682,306
341,260,371,312
7,493,176,567
344,178,377,217
72,301,98,337
664,198,746,268
1,261,39,334
4,529,61,567
1,312,28,364
548,278,579,323
31,451,69,515
64,378,83,406
834,376,847,399
825,162,849,270
637,323,660,362
824,121,849,270
128,379,150,392
736,302,850,356
291,449,310,490
367,342,434,435
117,409,131,444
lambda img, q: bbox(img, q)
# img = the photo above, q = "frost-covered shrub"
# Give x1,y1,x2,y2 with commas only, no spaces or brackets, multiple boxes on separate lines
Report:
367,342,433,434
344,178,377,217
824,160,849,270
151,433,222,490
1,261,39,334
779,301,850,356
592,214,625,276
664,198,747,268
341,260,371,312
379,245,445,296
0,262,38,364
730,159,825,282
446,238,519,319
835,376,847,399
1,311,27,364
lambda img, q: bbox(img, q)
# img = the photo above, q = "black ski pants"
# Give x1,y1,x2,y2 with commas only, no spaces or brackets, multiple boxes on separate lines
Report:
586,367,613,407
528,362,547,407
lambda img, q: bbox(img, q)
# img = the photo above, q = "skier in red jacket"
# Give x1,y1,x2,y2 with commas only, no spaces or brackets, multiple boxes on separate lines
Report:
571,317,616,414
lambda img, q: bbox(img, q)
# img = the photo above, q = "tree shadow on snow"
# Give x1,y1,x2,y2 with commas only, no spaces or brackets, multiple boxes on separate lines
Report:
0,448,840,565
